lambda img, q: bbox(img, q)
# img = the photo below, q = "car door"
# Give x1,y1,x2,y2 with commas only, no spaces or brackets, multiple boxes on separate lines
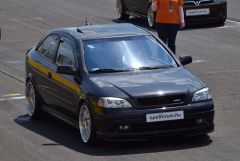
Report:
47,36,79,117
33,34,60,106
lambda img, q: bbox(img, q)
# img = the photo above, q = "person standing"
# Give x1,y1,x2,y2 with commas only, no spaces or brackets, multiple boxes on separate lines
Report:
151,0,185,54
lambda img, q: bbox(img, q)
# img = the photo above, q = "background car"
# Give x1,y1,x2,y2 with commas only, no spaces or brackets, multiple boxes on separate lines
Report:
116,0,227,28
25,23,214,145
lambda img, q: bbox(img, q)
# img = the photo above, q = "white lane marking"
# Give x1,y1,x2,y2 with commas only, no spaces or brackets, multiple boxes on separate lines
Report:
6,61,22,64
8,18,45,32
217,19,240,29
192,60,207,64
22,17,44,21
217,25,240,29
0,96,25,102
204,69,239,75
3,93,21,97
226,19,240,25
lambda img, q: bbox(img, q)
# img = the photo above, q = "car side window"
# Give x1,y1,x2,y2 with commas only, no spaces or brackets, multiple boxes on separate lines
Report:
56,37,75,67
37,35,59,61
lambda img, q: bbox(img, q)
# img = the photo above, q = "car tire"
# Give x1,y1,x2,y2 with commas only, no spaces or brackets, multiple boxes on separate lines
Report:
116,0,129,20
147,5,156,28
25,80,42,119
79,103,97,145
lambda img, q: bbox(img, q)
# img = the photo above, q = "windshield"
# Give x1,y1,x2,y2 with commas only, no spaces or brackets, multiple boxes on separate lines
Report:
83,36,178,73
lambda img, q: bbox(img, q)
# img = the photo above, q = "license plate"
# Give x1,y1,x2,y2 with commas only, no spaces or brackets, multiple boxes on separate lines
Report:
146,111,184,123
186,8,210,16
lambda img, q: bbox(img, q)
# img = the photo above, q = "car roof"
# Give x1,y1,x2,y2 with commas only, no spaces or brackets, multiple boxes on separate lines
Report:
51,23,151,40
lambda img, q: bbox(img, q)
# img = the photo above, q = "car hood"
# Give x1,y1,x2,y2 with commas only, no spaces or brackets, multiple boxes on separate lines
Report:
90,67,205,98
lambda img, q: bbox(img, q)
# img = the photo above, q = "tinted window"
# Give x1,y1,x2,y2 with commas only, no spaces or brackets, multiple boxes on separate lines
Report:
83,36,177,73
37,35,59,61
56,37,75,66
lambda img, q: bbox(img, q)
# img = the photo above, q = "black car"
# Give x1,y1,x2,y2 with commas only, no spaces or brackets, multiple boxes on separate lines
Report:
25,23,214,144
116,0,227,27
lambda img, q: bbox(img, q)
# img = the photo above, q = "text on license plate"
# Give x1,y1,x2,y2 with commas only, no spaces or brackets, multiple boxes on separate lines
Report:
186,8,210,16
146,111,184,123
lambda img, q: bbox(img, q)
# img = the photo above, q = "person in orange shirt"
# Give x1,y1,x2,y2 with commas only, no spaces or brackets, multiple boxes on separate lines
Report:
152,0,185,54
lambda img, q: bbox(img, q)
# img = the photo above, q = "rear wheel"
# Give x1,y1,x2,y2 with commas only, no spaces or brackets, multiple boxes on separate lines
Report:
25,81,42,119
116,0,129,20
147,5,155,28
79,103,96,145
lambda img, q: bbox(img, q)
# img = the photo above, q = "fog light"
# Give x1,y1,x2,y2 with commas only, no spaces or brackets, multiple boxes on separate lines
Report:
196,118,203,124
196,118,207,124
119,125,130,130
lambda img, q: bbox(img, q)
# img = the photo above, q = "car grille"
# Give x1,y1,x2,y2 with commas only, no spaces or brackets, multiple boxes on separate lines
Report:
136,94,186,109
184,0,214,6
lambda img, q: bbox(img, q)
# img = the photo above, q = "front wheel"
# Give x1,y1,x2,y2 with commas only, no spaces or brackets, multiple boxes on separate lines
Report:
147,5,156,28
25,81,42,119
79,103,96,145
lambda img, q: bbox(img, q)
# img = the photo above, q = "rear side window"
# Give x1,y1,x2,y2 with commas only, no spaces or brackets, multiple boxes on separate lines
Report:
37,35,59,61
56,37,75,67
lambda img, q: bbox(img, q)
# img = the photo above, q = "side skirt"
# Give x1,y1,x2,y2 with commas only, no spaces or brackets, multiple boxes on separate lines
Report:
42,105,79,129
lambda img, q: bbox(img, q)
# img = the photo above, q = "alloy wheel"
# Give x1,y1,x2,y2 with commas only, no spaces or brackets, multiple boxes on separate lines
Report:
147,6,155,28
79,104,92,143
26,82,36,117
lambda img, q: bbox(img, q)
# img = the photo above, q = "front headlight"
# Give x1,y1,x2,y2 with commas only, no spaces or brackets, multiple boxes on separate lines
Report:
192,88,212,102
98,97,132,108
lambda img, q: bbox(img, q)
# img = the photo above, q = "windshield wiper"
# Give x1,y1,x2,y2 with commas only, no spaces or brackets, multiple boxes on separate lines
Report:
89,66,173,73
138,65,172,70
89,68,131,73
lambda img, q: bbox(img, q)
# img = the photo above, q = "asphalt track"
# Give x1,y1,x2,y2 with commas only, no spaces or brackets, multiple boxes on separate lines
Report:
0,0,240,161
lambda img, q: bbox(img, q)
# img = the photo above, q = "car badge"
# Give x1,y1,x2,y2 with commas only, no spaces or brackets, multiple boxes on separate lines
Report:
194,1,201,6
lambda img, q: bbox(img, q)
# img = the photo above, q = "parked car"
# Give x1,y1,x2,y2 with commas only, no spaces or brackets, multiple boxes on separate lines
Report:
25,23,214,145
116,0,227,28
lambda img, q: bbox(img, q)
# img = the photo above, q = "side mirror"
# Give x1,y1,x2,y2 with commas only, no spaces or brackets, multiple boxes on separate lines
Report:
57,65,76,75
179,55,192,66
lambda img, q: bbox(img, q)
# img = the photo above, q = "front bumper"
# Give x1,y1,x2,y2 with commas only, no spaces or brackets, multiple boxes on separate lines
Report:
94,101,214,141
184,2,227,25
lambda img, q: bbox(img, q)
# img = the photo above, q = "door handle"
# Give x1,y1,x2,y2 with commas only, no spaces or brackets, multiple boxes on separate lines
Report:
48,72,52,79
